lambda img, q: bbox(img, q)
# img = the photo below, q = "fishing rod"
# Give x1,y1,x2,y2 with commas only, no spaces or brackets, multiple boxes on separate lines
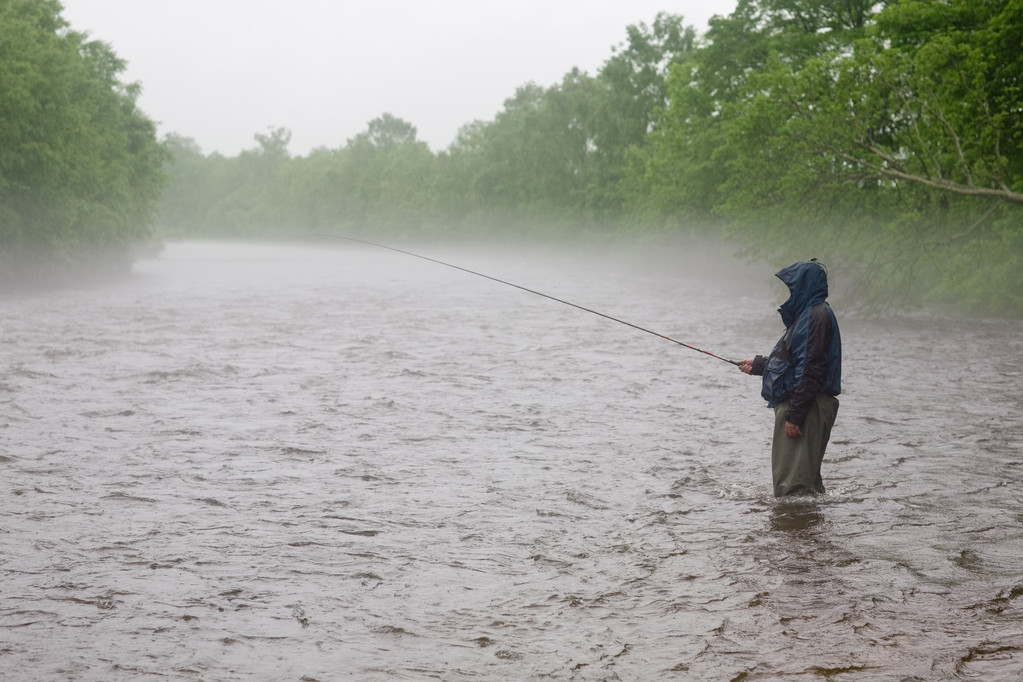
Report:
312,234,739,366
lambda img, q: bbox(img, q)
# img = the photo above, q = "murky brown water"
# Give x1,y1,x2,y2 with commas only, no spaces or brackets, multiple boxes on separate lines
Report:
1,240,1021,680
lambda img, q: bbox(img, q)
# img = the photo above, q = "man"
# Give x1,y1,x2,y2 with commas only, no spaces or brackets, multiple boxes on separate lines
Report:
738,260,842,497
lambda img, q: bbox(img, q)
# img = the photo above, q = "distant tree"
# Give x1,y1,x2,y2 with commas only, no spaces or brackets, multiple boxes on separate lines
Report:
158,134,210,236
441,14,698,233
253,125,292,160
337,114,438,234
353,113,418,149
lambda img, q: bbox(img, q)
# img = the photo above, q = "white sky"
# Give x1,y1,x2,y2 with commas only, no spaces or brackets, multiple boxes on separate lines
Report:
60,1,737,156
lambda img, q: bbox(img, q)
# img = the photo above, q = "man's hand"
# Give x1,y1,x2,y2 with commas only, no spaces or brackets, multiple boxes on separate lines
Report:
785,421,802,439
738,358,754,374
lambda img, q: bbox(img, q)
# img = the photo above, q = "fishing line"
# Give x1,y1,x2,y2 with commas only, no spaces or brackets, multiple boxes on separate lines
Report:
312,234,739,366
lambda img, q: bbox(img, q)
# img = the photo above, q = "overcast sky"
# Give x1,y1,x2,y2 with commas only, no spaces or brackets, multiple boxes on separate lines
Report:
60,1,737,157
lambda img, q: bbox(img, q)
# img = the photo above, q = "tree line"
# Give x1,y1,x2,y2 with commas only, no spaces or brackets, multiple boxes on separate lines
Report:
159,0,1023,313
158,12,696,242
2,0,1021,313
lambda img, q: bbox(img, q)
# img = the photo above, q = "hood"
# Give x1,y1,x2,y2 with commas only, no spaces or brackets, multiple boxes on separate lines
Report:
776,260,829,327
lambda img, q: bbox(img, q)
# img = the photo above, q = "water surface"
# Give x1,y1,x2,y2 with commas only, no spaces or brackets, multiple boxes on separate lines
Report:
1,241,1021,679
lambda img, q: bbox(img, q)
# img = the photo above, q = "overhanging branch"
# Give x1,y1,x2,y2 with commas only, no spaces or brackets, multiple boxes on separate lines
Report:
824,143,1023,206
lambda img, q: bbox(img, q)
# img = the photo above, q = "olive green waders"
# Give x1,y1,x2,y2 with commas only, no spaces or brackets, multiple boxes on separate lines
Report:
771,394,839,497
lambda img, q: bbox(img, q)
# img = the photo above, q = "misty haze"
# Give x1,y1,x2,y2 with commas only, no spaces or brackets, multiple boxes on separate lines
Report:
2,0,1022,679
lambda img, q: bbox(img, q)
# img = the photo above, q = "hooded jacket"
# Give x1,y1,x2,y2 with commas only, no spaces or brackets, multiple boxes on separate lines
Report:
752,261,841,425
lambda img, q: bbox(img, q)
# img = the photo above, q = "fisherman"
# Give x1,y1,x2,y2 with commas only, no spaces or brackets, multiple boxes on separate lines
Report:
738,260,842,497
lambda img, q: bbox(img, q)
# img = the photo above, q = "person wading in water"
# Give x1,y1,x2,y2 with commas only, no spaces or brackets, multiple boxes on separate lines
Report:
738,260,842,497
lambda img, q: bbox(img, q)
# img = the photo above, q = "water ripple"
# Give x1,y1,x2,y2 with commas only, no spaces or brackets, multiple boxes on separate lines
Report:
0,241,1020,679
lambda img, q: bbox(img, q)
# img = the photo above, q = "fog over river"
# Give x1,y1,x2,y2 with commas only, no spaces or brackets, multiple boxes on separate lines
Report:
1,240,1021,680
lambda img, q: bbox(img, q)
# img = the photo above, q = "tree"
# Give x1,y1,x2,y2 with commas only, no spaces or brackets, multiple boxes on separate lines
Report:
624,0,882,224
0,0,166,277
353,113,418,149
329,114,438,234
717,0,1023,310
158,134,211,236
589,13,696,220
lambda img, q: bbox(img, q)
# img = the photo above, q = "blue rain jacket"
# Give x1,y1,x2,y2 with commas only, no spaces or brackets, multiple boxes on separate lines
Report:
758,261,842,423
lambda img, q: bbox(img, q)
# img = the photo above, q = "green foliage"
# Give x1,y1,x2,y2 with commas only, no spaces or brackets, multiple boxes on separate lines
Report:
152,1,1021,314
158,117,442,238
710,0,1023,311
623,0,881,224
0,0,166,277
589,13,696,219
156,14,696,242
623,0,1022,314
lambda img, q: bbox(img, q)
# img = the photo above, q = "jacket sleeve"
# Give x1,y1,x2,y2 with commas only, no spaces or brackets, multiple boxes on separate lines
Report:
785,304,832,426
751,355,767,376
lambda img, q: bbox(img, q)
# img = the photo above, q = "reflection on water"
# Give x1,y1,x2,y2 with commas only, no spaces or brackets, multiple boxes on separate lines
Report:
0,240,1021,679
769,500,825,534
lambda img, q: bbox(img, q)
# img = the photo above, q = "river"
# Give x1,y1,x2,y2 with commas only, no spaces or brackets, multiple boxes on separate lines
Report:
1,240,1020,680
